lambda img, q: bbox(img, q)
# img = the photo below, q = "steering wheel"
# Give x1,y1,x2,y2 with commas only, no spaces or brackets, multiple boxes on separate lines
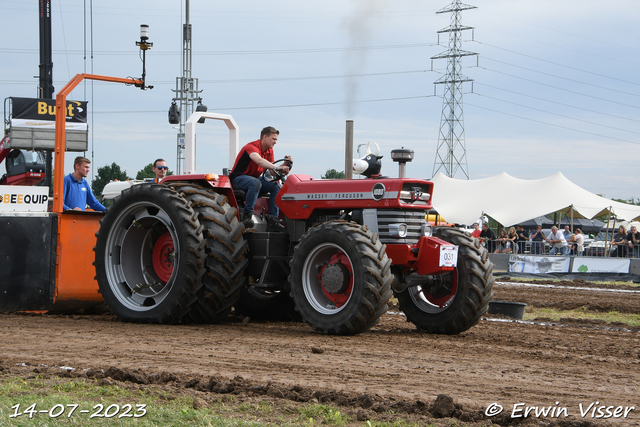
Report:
262,158,293,183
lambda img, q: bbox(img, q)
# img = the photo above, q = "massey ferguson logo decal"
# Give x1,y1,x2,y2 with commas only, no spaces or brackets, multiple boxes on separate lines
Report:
372,183,385,201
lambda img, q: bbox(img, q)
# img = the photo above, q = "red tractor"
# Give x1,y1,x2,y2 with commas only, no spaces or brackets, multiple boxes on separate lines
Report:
94,112,494,335
0,134,46,186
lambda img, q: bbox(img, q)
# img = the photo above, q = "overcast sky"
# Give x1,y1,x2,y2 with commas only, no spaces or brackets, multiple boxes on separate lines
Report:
1,0,639,200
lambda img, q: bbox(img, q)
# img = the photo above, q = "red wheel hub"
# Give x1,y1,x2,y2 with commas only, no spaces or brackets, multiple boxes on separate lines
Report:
317,251,353,308
424,269,458,307
152,233,175,283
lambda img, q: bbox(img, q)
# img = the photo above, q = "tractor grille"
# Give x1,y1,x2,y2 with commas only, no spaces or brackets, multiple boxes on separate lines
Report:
376,209,426,245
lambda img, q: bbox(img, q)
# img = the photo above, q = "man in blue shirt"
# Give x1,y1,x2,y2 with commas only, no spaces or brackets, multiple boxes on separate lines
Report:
63,156,105,212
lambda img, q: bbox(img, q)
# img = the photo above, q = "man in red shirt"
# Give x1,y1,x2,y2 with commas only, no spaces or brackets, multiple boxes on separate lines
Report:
230,126,291,229
471,222,481,239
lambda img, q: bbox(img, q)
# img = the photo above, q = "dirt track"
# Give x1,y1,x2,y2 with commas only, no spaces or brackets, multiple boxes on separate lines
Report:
1,279,639,426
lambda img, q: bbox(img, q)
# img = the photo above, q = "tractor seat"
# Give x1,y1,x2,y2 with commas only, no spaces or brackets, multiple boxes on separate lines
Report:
233,189,271,205
225,170,271,207
233,189,247,203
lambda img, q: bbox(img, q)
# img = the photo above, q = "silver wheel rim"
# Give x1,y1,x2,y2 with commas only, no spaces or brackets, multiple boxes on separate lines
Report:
407,284,457,314
103,201,179,312
301,243,354,315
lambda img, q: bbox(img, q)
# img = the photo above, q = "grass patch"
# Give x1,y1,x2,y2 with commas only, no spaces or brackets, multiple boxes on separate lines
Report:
524,306,640,327
364,420,424,427
297,403,349,425
591,280,640,288
0,375,271,426
0,374,461,427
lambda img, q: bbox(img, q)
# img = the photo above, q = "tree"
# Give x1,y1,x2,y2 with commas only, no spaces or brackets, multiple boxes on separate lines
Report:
612,197,640,206
321,168,345,179
136,163,174,180
136,163,155,180
91,163,130,202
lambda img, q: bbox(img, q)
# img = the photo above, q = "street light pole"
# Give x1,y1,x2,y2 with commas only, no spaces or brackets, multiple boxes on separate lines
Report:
170,0,204,174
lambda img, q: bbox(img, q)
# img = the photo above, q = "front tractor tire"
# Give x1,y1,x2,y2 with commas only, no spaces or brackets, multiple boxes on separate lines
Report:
289,221,393,335
395,227,494,334
94,184,205,323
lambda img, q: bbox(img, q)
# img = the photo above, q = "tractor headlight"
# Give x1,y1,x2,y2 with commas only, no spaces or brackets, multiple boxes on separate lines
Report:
389,223,408,238
421,222,432,237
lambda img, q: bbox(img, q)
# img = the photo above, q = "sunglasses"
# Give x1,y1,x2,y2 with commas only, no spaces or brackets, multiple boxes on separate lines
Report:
156,166,168,170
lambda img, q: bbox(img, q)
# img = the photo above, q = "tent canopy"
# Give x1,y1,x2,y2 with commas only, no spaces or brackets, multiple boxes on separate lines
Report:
430,172,640,227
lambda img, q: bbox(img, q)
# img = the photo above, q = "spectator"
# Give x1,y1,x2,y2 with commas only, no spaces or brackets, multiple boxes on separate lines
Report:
479,223,496,252
471,222,481,239
152,158,168,183
515,224,529,254
494,229,509,253
530,225,545,255
562,225,571,241
63,156,105,212
546,226,569,255
571,228,585,256
567,234,576,254
627,225,640,258
609,225,628,258
503,227,518,254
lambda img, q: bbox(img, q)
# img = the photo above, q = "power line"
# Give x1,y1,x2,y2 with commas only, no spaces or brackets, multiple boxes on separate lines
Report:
465,100,640,146
481,57,640,98
0,69,438,87
473,92,640,137
475,9,640,56
0,42,439,57
476,82,640,124
197,70,433,84
478,66,640,111
475,41,640,86
91,95,436,114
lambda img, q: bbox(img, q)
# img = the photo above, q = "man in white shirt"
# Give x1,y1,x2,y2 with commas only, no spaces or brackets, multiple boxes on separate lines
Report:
546,226,569,255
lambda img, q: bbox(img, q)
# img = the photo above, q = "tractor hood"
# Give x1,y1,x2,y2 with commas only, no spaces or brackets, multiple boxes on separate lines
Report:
277,174,434,220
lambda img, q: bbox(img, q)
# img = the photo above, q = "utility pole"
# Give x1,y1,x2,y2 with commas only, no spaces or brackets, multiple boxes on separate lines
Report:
39,0,54,192
169,0,205,174
431,0,477,179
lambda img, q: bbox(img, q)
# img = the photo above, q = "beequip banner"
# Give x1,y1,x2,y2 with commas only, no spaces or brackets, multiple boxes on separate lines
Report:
0,186,49,212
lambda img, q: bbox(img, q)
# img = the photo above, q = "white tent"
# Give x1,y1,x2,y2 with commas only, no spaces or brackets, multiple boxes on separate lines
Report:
430,172,640,226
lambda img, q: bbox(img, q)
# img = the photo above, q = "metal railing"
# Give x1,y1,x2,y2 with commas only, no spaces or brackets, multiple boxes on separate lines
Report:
477,238,640,258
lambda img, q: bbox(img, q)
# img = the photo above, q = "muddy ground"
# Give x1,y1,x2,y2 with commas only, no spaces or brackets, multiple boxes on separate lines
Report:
1,278,639,426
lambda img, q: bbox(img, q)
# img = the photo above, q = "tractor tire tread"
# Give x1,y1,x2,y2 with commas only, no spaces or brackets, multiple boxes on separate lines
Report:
289,220,393,335
168,183,248,324
396,226,494,334
93,183,205,324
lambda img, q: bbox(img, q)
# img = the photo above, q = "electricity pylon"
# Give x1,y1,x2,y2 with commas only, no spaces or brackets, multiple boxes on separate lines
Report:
431,0,477,179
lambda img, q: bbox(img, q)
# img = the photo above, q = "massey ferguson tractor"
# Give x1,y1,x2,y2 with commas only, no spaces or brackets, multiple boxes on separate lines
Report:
94,111,494,335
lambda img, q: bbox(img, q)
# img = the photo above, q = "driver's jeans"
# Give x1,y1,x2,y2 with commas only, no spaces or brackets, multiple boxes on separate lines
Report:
231,174,280,216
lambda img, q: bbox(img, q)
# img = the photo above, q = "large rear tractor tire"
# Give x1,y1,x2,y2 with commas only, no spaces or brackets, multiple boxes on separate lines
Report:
168,183,248,323
395,227,494,334
94,184,205,323
289,221,392,335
